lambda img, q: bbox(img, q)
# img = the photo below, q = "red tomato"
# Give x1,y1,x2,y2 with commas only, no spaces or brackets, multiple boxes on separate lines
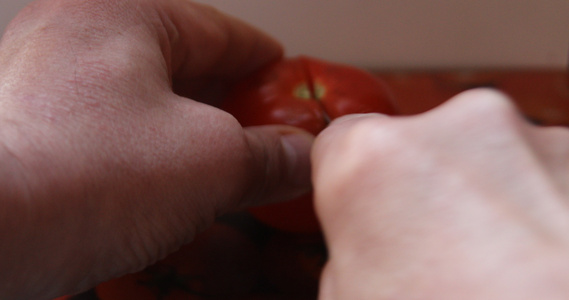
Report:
223,56,396,232
249,194,319,234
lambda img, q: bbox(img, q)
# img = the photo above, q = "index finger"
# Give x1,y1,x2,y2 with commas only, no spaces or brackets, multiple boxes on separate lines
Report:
160,1,283,81
1,0,282,99
161,1,284,102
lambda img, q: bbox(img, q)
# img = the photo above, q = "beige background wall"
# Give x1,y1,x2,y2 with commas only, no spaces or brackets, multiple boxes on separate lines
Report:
2,0,568,69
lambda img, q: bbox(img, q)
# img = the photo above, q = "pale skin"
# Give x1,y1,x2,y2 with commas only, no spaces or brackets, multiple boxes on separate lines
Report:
1,1,568,300
313,90,569,299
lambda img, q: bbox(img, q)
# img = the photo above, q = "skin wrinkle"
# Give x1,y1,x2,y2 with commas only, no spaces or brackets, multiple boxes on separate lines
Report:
428,105,569,251
154,4,177,81
239,129,273,208
0,122,33,204
0,0,304,297
310,89,569,299
1,0,568,297
170,3,229,80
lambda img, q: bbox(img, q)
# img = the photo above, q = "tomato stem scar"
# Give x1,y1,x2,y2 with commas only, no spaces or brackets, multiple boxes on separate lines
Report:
300,59,331,125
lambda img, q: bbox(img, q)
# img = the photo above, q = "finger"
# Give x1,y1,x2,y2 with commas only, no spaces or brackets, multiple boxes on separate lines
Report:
1,0,282,102
421,88,525,131
311,113,391,175
310,112,402,245
330,112,391,127
162,1,283,79
236,125,314,208
159,1,284,101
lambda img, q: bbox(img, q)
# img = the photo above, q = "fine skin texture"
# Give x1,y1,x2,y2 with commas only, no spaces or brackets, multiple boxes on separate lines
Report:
0,0,313,299
312,89,569,300
2,0,569,299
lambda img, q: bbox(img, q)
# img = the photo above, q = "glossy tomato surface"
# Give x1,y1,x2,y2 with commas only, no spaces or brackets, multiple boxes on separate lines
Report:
223,56,396,232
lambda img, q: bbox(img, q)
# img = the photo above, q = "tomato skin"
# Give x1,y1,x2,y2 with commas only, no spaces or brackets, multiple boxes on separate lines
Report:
248,193,320,233
223,56,396,232
300,56,396,119
222,58,327,135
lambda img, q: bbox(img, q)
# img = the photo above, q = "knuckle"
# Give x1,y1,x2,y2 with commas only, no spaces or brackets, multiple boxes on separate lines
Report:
13,0,154,34
3,0,132,49
322,116,404,163
313,117,404,206
453,88,521,122
437,88,526,138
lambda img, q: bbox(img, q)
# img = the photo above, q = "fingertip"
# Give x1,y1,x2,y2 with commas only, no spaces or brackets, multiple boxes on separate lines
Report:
328,113,390,128
313,113,390,162
450,88,513,104
165,0,284,81
433,87,521,124
280,130,315,189
240,125,315,207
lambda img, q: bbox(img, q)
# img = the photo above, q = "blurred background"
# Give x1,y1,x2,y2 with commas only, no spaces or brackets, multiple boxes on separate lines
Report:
2,0,568,70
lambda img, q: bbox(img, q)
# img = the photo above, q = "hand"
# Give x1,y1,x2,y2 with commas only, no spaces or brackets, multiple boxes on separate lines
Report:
0,0,313,299
312,89,569,299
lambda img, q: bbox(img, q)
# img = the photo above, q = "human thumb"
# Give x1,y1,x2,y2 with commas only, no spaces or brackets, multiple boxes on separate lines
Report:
236,125,314,208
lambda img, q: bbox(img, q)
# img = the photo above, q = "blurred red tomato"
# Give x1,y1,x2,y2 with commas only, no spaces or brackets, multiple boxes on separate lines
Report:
223,56,396,232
